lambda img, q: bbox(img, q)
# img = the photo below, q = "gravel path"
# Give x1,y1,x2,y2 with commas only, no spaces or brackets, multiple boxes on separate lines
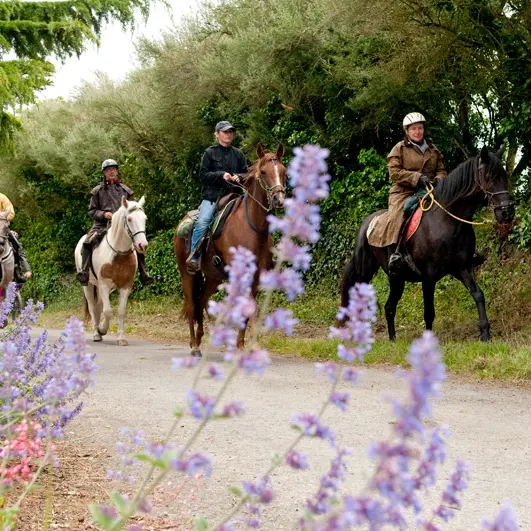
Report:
41,328,531,530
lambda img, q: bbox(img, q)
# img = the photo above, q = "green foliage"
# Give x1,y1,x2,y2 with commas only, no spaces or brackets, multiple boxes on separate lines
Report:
309,148,389,282
3,0,531,302
0,0,152,154
136,229,181,298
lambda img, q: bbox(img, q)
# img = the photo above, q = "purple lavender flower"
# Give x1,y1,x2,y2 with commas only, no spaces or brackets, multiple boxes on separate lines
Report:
286,449,309,470
172,356,201,370
187,389,215,420
172,452,213,477
392,331,446,439
264,309,299,336
238,349,271,376
315,361,338,382
243,476,273,504
306,449,352,516
342,367,360,385
329,391,349,412
208,363,224,380
329,283,377,362
291,413,336,447
481,502,519,530
208,246,257,351
221,401,245,418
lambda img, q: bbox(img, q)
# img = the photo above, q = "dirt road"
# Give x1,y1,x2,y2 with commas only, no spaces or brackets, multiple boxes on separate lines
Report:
43,328,530,530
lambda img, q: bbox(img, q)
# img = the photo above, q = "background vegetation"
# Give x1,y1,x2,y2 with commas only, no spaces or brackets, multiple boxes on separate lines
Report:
2,0,531,353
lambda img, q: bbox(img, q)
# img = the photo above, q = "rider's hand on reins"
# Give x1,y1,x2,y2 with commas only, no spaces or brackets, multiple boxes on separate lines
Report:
104,212,113,220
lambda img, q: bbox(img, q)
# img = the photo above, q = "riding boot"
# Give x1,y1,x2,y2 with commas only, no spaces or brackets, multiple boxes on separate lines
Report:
76,242,92,286
137,253,154,287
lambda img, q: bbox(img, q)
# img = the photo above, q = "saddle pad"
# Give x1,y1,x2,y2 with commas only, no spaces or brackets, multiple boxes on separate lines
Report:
211,197,240,240
176,210,200,239
405,207,423,241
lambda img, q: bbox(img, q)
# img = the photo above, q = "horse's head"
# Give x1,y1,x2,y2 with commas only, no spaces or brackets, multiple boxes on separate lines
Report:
122,196,149,253
254,143,287,210
478,145,515,224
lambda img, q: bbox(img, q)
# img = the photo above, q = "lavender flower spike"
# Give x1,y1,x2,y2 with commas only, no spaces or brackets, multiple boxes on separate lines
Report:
482,501,519,531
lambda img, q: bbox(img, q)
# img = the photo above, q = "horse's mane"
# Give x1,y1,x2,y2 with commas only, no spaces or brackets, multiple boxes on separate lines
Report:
434,152,504,207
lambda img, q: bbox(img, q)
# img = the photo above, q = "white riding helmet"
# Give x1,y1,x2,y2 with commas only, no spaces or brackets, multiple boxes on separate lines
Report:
402,112,426,131
102,159,119,171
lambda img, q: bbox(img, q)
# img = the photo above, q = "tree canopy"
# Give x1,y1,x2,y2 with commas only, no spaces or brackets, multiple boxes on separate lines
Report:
0,0,151,152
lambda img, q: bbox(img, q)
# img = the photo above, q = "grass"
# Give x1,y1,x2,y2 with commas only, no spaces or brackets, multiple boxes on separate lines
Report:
36,254,531,382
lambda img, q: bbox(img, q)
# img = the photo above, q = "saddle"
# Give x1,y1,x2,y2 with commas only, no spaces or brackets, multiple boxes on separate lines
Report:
176,194,243,255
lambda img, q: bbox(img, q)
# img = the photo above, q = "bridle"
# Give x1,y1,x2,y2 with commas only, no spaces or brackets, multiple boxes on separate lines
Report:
254,156,286,211
475,158,514,213
106,205,146,256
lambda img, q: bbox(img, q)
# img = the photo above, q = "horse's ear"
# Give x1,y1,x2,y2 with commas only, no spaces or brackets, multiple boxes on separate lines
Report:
138,196,145,208
480,145,490,163
256,142,265,159
496,142,506,158
122,196,128,208
276,143,285,161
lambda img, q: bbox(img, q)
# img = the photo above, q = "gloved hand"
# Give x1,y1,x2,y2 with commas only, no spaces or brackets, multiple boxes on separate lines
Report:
418,175,431,189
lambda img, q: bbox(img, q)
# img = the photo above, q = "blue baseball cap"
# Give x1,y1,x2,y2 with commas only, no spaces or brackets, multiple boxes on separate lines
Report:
215,121,235,132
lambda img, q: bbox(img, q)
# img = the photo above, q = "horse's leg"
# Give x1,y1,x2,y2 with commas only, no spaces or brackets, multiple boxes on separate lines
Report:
238,290,258,350
385,277,405,341
116,288,132,346
197,276,220,353
97,283,112,336
422,281,436,331
455,267,490,341
84,285,101,342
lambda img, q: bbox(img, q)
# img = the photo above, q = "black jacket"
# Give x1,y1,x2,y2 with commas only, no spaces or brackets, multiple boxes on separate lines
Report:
89,181,134,231
199,144,249,202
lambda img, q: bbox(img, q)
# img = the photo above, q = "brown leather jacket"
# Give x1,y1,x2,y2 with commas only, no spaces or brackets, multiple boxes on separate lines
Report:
88,180,134,234
367,137,447,247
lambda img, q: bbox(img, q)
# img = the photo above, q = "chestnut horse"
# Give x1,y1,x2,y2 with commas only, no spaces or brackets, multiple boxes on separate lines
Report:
174,143,286,357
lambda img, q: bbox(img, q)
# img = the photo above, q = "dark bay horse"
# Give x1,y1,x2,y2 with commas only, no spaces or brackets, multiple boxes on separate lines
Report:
174,143,286,356
341,146,515,341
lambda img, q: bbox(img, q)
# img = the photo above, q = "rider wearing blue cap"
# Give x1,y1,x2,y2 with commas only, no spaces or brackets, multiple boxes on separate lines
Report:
186,121,249,273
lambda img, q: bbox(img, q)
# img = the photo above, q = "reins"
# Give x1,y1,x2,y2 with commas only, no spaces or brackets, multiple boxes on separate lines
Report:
420,183,493,226
420,157,511,226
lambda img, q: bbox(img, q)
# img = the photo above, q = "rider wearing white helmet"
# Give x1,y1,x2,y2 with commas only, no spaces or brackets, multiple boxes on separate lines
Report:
367,112,447,272
76,159,154,287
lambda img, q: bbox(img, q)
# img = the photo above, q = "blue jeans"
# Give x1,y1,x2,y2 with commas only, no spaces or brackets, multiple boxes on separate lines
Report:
191,200,217,255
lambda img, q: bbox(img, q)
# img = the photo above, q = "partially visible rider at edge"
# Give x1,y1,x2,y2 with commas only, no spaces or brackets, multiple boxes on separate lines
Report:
0,193,32,283
186,121,249,274
76,159,154,287
385,113,447,273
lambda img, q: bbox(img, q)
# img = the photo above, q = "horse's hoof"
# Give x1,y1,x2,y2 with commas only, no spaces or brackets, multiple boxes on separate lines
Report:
93,334,102,342
191,349,202,358
118,339,128,346
97,328,108,337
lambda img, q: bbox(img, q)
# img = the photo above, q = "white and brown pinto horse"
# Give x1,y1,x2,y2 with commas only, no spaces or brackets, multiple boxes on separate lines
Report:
0,211,15,301
75,197,148,345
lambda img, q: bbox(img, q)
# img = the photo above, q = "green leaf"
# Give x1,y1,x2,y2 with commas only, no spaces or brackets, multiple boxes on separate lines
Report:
229,487,243,498
195,516,209,531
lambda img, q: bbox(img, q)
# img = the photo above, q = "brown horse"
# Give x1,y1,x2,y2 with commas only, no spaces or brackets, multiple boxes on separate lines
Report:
174,143,287,357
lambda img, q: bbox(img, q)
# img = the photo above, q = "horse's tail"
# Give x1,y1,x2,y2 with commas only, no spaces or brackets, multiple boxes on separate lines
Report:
340,215,380,308
82,285,97,324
